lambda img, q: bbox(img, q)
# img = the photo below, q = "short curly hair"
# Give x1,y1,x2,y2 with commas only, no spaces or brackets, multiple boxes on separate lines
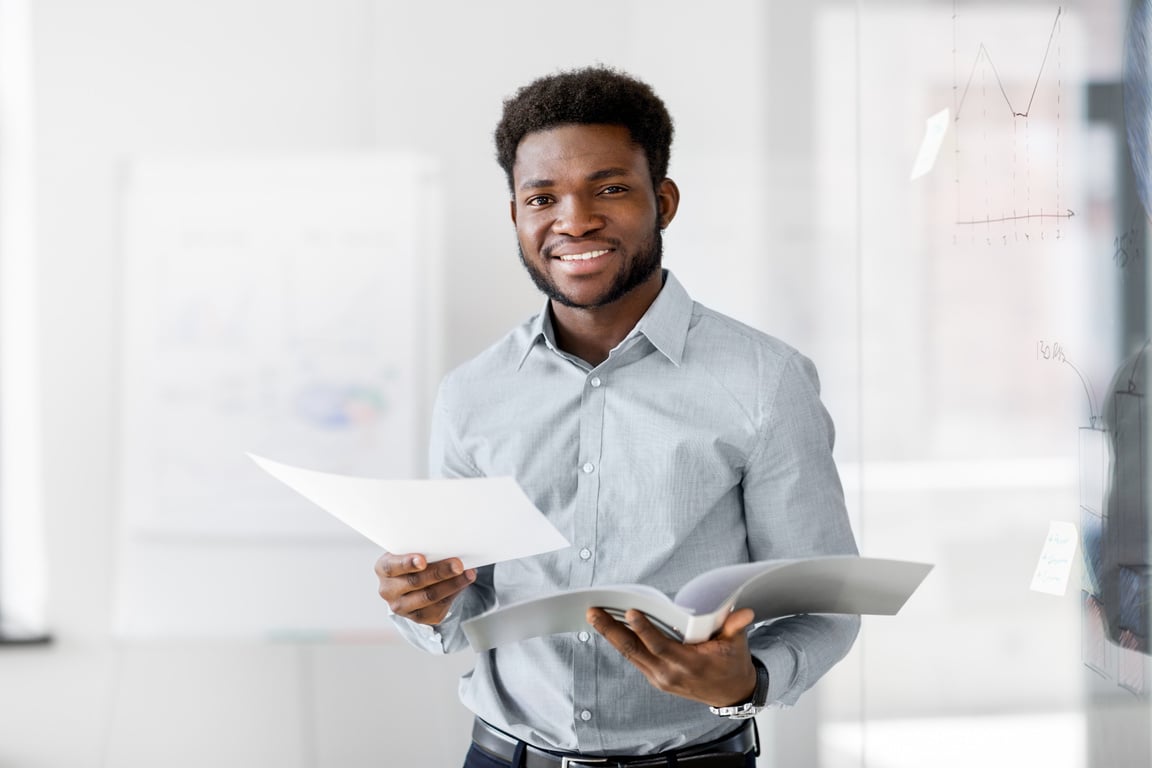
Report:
494,66,674,193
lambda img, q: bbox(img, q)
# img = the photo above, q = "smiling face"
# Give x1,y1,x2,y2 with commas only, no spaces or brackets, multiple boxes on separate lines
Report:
511,123,678,311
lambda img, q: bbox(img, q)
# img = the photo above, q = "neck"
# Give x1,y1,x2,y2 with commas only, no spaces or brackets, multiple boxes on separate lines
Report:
550,272,663,366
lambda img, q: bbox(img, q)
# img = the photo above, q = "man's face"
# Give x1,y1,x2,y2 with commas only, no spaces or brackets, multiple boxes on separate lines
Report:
510,124,674,310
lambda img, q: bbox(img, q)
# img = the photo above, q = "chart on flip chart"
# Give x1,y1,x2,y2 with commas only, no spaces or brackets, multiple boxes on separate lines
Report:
119,153,440,538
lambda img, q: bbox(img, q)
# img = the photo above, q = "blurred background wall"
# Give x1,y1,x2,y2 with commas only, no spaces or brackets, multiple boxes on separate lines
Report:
0,0,1148,766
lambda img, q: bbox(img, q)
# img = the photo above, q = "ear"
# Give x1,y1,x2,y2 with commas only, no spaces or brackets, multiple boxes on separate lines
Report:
509,198,518,226
656,178,680,229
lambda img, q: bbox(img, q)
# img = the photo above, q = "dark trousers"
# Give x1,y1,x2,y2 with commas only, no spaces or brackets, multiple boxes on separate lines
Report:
463,744,514,768
462,744,757,768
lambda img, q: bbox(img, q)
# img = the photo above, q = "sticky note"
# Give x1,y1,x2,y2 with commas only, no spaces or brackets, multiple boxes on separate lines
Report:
1030,521,1079,596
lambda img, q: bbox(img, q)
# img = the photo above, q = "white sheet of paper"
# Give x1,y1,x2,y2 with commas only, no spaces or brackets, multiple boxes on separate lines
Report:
909,108,950,180
249,453,570,569
1030,521,1079,596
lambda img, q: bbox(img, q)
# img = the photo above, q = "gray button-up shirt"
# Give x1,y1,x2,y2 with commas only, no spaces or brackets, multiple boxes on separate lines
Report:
393,270,859,755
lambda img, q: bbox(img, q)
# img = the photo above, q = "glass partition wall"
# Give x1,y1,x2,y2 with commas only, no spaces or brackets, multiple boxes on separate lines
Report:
804,1,1151,766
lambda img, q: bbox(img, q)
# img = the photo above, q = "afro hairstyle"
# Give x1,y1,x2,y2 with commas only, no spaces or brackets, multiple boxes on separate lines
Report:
494,66,674,193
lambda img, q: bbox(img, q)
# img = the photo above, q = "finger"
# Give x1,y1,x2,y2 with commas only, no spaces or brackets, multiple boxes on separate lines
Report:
623,609,678,658
390,569,476,617
379,555,466,588
375,552,429,578
716,608,756,642
409,592,458,624
378,555,470,613
586,608,656,672
419,557,467,585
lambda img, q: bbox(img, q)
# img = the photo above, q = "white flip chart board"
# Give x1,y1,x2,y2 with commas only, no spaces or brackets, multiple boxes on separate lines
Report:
115,153,441,636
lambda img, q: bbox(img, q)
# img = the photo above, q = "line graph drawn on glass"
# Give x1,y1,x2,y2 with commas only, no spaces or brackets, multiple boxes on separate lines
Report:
952,4,1071,244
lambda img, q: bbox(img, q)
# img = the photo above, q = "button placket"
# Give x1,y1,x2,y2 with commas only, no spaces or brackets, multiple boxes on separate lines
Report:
572,366,605,590
572,364,608,746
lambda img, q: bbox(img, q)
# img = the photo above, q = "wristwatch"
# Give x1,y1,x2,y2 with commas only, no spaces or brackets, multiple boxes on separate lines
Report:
709,658,769,719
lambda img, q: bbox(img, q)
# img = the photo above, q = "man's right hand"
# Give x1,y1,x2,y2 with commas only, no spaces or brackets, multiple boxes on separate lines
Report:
375,552,477,625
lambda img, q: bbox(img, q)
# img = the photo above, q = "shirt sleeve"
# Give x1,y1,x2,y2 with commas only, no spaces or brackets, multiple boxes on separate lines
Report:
388,378,498,654
741,351,860,706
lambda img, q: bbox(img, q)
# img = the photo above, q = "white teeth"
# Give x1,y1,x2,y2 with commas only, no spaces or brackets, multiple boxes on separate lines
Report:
558,249,609,262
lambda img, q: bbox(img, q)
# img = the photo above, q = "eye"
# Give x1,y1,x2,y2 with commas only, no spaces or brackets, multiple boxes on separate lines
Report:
599,185,628,195
525,195,553,207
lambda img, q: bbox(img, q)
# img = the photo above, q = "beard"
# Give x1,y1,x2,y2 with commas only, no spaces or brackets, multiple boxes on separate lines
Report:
517,222,663,310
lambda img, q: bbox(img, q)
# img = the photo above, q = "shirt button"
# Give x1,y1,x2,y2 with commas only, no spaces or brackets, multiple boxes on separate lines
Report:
590,376,602,387
581,462,595,474
579,548,592,561
580,710,592,721
578,631,591,642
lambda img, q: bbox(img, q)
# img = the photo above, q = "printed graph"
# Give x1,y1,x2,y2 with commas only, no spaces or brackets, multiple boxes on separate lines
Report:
952,4,1071,243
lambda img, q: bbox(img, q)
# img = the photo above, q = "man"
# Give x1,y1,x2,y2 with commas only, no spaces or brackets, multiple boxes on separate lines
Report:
376,66,859,767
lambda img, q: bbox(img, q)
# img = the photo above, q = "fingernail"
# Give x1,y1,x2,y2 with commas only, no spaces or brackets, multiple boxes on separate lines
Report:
451,561,463,575
410,556,424,569
466,569,477,582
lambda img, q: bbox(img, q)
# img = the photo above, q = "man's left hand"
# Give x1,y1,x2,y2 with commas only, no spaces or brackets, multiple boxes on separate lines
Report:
586,606,759,707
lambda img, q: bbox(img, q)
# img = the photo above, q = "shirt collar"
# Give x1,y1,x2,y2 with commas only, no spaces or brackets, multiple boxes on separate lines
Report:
514,269,692,370
630,269,691,366
515,303,553,371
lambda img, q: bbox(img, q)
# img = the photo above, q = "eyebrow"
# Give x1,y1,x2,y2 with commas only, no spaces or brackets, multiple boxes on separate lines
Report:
518,167,634,191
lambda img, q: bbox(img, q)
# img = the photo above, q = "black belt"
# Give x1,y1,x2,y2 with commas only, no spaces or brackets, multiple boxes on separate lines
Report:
471,717,758,768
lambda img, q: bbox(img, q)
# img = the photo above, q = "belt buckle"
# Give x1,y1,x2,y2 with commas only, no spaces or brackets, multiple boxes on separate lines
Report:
560,758,609,767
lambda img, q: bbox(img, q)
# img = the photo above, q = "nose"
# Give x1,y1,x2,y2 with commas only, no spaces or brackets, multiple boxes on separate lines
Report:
552,195,604,237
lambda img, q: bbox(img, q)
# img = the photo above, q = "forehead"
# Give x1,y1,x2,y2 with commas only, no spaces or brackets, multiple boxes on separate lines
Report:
512,124,650,186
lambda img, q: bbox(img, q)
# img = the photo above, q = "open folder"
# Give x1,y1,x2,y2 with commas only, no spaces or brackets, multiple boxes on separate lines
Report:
462,556,933,650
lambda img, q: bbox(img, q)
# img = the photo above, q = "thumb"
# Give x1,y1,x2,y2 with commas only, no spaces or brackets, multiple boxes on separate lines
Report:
717,607,756,641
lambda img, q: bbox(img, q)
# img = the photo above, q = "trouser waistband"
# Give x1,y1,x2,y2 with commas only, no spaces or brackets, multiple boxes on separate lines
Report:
470,717,757,768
